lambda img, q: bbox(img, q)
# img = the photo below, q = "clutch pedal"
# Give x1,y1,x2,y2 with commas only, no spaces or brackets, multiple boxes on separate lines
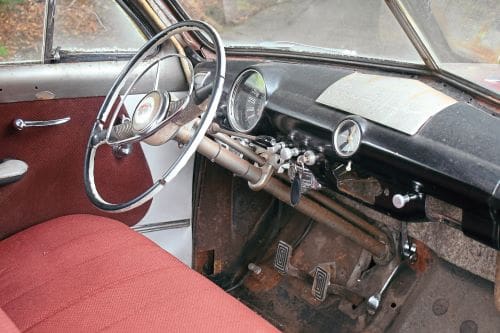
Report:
273,241,320,283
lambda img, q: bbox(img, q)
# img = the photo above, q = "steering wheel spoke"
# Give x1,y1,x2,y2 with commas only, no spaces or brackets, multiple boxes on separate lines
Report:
91,121,134,146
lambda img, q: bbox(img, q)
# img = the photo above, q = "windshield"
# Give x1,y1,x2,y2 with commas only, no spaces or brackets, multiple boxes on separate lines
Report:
179,0,423,64
400,0,499,95
178,0,499,95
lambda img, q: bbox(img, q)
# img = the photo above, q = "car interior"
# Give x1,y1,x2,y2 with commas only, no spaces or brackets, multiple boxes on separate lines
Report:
0,0,499,332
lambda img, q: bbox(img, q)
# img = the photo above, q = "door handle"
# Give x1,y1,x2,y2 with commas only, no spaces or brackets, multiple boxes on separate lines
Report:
13,117,71,130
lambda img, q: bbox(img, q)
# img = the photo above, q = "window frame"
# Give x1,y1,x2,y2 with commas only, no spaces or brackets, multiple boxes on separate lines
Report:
36,0,156,64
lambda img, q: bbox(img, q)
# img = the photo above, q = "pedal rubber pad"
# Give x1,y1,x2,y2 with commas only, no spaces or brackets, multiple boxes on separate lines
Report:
274,241,292,274
312,265,331,301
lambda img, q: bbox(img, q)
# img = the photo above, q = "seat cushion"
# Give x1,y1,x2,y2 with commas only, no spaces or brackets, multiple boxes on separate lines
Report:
0,308,19,333
0,215,278,333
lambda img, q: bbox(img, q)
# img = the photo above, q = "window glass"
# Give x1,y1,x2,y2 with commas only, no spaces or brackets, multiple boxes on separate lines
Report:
401,0,499,94
178,0,423,64
0,0,46,63
53,0,146,52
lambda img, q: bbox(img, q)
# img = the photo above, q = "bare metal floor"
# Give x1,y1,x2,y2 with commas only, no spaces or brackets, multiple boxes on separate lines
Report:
233,256,499,332
389,260,500,333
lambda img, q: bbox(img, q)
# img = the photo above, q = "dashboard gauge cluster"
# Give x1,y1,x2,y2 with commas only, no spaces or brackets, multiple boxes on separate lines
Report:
228,69,267,133
333,119,362,157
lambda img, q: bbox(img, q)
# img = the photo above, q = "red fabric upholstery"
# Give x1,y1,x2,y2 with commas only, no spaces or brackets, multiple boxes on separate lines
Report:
0,308,19,333
0,215,277,333
0,98,152,239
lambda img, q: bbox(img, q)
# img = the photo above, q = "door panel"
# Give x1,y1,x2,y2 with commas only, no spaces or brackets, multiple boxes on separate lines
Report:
0,97,152,239
0,60,187,104
0,42,194,266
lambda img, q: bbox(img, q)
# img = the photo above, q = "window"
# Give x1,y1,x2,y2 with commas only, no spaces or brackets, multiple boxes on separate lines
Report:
53,0,145,53
0,0,146,65
177,0,423,64
0,0,46,63
400,0,499,94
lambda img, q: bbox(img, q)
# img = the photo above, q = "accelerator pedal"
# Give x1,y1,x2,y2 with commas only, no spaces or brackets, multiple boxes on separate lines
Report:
312,265,331,302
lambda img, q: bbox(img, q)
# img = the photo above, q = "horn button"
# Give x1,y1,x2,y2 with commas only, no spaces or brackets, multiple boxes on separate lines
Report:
132,91,168,135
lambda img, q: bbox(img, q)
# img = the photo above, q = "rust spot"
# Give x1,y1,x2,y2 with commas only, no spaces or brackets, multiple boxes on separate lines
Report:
410,239,434,274
476,99,500,114
214,259,224,275
194,249,215,274
244,265,282,293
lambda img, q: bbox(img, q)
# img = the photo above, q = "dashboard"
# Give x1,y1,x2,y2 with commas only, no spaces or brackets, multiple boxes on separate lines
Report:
197,59,500,250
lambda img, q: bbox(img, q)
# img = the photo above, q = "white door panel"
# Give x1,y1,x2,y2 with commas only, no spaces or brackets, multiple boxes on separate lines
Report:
141,226,193,266
137,141,194,225
125,95,193,266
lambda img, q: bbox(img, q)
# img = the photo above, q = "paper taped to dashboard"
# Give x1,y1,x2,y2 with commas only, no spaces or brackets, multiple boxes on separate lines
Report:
316,72,456,135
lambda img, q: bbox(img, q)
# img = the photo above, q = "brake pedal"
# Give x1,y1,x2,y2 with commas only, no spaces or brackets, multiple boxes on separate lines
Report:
274,241,292,274
312,265,331,301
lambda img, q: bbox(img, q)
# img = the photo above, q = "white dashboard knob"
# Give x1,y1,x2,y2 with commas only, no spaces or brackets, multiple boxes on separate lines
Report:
392,194,410,209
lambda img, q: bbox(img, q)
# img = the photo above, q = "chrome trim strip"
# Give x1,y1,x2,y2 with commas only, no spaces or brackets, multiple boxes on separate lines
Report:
132,219,191,233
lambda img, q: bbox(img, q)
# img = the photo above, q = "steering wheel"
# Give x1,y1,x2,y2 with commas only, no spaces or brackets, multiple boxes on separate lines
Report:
84,20,225,212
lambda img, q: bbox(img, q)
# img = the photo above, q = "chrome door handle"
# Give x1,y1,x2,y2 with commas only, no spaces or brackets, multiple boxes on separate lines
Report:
13,117,70,130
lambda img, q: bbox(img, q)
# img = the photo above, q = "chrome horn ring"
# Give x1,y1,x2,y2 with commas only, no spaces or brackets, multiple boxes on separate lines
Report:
84,20,225,212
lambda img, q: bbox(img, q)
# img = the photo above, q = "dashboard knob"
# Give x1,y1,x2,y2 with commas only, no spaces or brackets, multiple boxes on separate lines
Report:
280,147,300,161
392,193,419,209
302,150,318,166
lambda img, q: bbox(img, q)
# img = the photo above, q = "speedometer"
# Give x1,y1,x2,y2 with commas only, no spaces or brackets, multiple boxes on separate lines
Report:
228,69,267,133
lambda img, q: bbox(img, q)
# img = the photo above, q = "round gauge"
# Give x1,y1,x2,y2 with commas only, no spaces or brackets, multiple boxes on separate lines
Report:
228,69,267,133
333,119,362,157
